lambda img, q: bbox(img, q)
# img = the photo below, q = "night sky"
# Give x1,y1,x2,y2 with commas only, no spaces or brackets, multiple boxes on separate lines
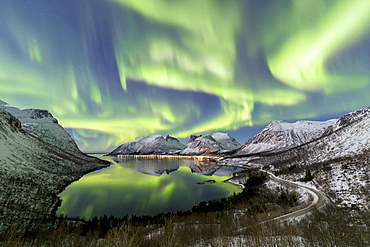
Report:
1,0,370,152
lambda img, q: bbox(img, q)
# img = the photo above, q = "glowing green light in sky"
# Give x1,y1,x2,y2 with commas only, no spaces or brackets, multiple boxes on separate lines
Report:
0,0,369,151
267,0,370,93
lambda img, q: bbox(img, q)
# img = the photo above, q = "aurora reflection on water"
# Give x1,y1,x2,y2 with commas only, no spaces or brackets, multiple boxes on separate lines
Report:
57,155,242,219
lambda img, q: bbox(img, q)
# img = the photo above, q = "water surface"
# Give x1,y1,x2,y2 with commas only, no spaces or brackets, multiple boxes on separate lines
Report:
57,155,242,219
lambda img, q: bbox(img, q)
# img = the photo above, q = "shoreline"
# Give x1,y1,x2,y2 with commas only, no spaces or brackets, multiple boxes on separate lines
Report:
52,155,242,221
49,154,111,220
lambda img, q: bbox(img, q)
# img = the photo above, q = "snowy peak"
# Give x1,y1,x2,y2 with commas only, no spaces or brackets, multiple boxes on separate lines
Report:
210,132,241,150
0,104,58,124
164,134,178,142
108,132,241,156
234,119,336,155
0,104,80,155
188,135,202,144
108,134,186,156
180,132,241,156
181,135,221,156
265,119,337,133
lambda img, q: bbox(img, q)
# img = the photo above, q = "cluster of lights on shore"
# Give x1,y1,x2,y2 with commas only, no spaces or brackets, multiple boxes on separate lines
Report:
116,154,224,161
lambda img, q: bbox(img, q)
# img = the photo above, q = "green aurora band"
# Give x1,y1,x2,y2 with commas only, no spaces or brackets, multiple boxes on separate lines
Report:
0,0,369,151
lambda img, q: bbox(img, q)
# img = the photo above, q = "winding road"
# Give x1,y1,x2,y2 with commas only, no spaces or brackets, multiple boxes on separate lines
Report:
232,170,331,235
231,168,331,234
260,171,330,223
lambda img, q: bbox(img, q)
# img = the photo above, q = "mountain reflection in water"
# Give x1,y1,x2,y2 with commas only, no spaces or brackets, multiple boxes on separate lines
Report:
57,155,242,219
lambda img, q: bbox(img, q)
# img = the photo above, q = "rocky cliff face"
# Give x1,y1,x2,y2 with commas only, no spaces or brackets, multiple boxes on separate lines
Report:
180,132,241,156
107,134,186,156
0,105,109,233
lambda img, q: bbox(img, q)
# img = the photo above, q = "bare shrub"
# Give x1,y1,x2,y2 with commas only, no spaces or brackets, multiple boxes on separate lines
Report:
105,221,143,247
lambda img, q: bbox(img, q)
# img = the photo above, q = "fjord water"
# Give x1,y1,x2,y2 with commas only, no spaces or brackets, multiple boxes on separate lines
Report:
57,155,242,219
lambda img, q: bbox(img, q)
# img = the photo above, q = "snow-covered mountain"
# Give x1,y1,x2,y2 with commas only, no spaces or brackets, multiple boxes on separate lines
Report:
108,132,240,156
180,132,241,156
229,107,370,210
260,107,370,169
107,134,186,156
211,132,241,150
232,119,336,156
0,105,109,232
0,101,82,156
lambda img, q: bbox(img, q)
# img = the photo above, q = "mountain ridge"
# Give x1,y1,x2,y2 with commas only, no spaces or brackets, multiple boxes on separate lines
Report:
230,119,336,156
0,101,83,156
108,132,241,156
107,134,186,156
180,132,241,156
0,103,109,233
223,106,370,210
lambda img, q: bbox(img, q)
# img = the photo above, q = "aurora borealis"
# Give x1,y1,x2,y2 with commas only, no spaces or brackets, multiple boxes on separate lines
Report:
1,1,370,152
